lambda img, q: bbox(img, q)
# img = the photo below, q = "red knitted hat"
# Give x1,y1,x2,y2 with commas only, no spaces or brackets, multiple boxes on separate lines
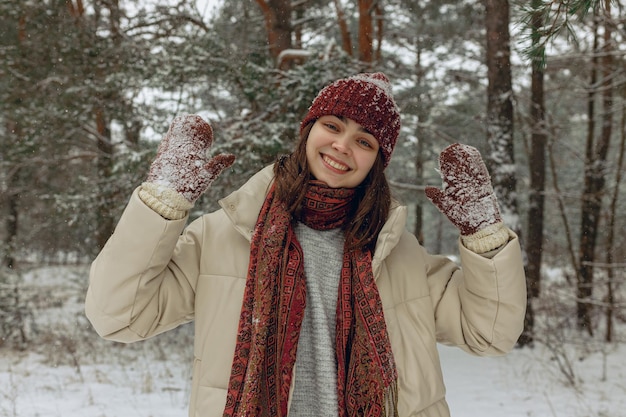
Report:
300,72,401,168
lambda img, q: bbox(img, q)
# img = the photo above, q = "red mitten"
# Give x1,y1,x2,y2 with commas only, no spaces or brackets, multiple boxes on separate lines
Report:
140,115,235,219
147,114,235,202
425,143,508,253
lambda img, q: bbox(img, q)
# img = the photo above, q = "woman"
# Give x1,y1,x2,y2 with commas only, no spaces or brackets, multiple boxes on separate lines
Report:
85,73,526,417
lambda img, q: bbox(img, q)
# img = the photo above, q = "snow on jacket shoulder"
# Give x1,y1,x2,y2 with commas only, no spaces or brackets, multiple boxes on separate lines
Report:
85,165,526,417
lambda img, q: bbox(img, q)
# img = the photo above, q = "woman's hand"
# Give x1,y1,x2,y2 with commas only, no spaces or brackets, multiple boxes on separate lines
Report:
146,114,235,204
425,143,502,237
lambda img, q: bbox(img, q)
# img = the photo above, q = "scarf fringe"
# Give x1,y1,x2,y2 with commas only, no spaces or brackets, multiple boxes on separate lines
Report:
383,381,399,417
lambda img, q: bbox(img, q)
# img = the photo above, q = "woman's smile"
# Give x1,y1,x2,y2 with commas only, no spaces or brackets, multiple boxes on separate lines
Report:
321,154,350,172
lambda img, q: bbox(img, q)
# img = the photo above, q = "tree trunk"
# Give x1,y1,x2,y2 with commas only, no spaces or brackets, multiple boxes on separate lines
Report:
357,0,375,63
413,34,426,244
1,13,28,269
333,0,353,55
520,0,547,346
483,0,519,234
94,108,115,251
66,0,85,18
373,2,383,62
91,0,123,251
414,139,425,244
604,94,625,342
526,0,546,300
2,187,18,270
577,3,613,334
256,0,293,69
577,15,598,332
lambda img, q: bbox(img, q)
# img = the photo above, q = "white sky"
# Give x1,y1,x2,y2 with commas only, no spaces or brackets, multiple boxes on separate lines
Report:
195,0,220,18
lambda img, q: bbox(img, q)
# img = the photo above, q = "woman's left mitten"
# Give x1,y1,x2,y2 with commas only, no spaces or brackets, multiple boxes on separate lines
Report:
425,143,508,253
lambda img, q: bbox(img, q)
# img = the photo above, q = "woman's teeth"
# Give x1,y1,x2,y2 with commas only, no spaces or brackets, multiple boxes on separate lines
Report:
323,155,348,171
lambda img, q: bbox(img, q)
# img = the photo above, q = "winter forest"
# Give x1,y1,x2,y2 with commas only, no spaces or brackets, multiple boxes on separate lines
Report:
1,0,626,416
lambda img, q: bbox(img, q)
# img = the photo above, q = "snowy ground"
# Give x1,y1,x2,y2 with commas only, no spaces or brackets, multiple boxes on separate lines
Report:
1,265,625,417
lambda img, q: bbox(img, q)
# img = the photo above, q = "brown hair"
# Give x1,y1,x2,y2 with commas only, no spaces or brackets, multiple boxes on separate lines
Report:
273,123,391,251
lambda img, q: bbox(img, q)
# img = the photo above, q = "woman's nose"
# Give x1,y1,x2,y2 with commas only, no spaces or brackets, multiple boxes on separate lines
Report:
332,135,350,154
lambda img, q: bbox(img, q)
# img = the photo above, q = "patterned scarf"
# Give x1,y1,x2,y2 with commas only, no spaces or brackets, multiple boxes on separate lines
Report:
223,181,398,417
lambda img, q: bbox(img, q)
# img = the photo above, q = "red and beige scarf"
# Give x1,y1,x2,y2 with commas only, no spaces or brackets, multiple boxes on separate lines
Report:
222,181,398,417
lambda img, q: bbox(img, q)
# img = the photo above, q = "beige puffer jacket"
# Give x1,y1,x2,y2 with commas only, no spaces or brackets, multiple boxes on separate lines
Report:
85,165,526,417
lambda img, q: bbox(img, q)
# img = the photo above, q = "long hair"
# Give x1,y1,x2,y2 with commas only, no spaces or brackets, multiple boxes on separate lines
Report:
273,123,391,251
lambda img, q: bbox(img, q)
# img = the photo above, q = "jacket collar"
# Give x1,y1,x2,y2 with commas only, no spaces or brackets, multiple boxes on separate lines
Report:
218,165,275,242
372,199,406,276
218,165,407,275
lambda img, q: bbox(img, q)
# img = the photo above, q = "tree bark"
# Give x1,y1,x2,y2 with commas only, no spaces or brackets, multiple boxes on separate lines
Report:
526,0,546,300
333,0,353,55
2,163,19,269
94,108,115,251
604,92,625,342
519,0,547,346
2,13,28,269
413,34,426,244
577,2,613,334
357,0,374,63
373,2,383,62
66,0,85,18
256,0,293,69
483,0,519,234
92,1,119,251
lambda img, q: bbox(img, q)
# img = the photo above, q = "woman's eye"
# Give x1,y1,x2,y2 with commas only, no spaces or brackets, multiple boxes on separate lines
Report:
358,139,373,148
325,123,338,131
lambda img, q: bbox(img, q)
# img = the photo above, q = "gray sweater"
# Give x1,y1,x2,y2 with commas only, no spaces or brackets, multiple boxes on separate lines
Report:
289,223,344,417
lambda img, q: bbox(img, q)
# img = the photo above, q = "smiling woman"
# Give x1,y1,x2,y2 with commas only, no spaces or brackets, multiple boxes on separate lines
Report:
85,72,526,417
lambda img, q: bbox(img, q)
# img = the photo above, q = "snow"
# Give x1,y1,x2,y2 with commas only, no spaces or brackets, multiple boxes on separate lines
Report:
0,349,191,416
440,344,626,417
1,265,625,417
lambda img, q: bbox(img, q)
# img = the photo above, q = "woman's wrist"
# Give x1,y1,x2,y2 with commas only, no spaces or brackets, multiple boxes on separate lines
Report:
138,182,193,220
460,222,509,254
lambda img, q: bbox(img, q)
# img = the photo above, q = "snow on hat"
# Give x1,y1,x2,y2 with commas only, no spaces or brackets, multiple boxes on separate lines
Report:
300,72,401,168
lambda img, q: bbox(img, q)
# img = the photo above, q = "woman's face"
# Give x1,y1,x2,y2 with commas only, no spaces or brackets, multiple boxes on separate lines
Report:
305,116,380,188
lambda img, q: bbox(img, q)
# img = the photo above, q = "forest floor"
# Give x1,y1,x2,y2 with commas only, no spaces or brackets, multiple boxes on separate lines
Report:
0,264,625,417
